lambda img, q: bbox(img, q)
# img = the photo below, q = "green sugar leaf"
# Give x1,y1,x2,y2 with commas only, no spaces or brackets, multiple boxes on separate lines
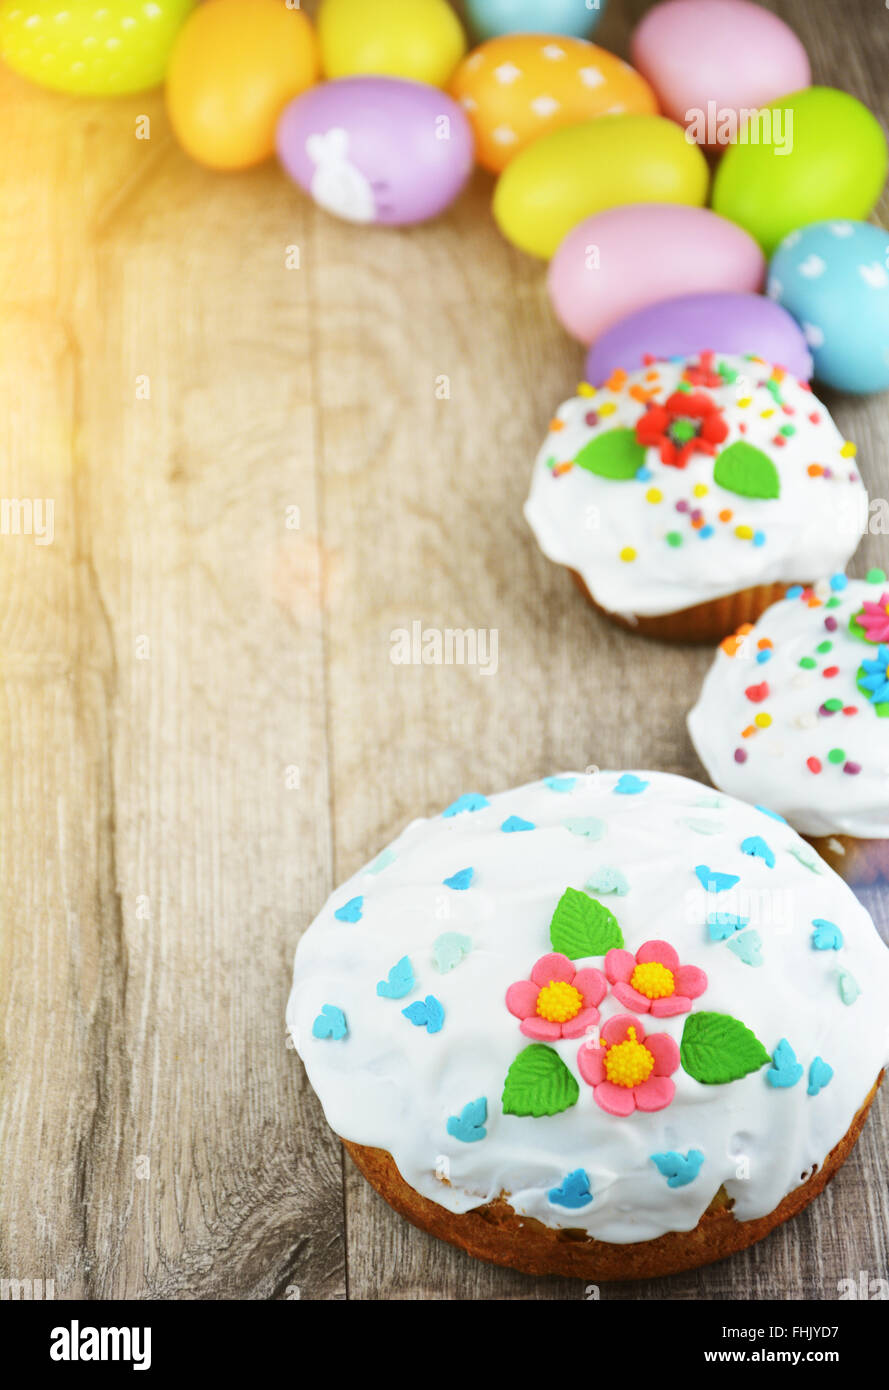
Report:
574,428,646,481
549,886,624,958
714,441,781,501
502,1044,580,1118
680,1011,771,1084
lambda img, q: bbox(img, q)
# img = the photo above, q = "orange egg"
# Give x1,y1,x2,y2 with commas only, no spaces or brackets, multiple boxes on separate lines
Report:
450,35,658,173
166,0,320,171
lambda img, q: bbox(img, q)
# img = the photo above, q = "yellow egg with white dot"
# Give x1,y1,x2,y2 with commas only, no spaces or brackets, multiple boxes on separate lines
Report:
0,0,194,94
318,0,465,87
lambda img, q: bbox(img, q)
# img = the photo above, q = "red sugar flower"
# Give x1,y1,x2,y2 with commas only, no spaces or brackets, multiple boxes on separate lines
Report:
506,952,607,1041
858,593,889,645
577,1013,679,1116
604,939,707,1017
635,388,729,468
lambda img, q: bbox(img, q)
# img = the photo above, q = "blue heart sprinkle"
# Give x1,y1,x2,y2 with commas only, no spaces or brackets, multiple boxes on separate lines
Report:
563,816,606,839
548,1168,593,1209
544,776,576,793
585,865,629,896
788,846,823,874
808,1056,834,1097
376,955,415,999
707,912,750,941
756,805,787,823
767,1038,803,1089
402,995,445,1034
635,465,653,481
446,1097,487,1143
443,866,474,891
614,774,648,795
442,792,489,818
838,968,860,1005
727,929,763,966
756,649,773,665
501,815,535,833
367,848,396,875
334,896,363,923
432,932,472,973
312,1004,347,1040
812,918,844,951
650,1150,705,1188
696,865,740,893
741,835,776,869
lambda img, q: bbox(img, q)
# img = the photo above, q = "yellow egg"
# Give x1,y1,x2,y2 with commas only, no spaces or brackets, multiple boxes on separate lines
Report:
493,114,709,259
451,35,657,173
318,0,466,88
166,0,319,171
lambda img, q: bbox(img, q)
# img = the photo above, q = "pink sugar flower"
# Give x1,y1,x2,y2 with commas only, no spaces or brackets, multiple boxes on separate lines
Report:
859,593,889,645
505,952,607,1041
604,939,707,1018
577,1013,679,1116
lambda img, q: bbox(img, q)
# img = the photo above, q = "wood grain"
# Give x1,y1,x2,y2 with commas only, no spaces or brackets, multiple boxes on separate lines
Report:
0,0,887,1302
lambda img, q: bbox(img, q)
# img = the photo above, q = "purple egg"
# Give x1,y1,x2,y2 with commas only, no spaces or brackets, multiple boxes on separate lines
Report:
277,76,475,227
584,291,813,384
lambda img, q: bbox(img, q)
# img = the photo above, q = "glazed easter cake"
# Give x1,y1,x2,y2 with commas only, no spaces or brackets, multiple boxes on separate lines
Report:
287,771,889,1279
524,352,868,644
689,572,889,885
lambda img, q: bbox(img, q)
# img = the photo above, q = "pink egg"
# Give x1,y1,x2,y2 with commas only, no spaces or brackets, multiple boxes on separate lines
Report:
631,0,810,148
547,203,765,346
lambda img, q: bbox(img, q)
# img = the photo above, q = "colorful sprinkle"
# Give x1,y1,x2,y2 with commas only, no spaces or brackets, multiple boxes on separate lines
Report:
446,1097,487,1143
334,896,363,923
767,1038,803,1088
312,1004,348,1040
443,866,474,892
650,1150,705,1188
377,956,415,999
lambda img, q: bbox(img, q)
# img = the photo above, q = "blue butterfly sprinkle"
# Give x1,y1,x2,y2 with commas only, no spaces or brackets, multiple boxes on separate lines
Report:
432,932,472,973
563,816,606,839
707,912,750,941
727,929,763,966
501,815,535,833
548,1168,593,1209
767,1038,804,1089
376,956,415,999
334,896,363,923
446,1097,487,1143
442,792,489,818
741,835,776,869
614,774,649,795
812,919,844,951
312,1004,348,1040
650,1150,705,1188
696,864,740,893
808,1057,834,1097
544,776,576,793
443,866,474,891
402,995,445,1034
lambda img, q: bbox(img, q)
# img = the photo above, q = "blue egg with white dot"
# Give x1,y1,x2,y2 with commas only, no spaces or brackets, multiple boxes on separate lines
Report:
464,0,606,40
767,221,889,394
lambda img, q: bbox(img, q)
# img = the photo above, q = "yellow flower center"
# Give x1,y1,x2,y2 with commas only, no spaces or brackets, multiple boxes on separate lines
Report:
604,1026,654,1088
536,979,583,1024
630,960,675,1000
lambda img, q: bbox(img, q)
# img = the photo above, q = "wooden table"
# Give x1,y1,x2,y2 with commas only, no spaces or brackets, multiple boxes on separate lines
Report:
1,0,887,1301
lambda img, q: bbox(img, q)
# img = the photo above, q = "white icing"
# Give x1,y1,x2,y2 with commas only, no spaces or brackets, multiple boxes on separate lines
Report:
689,578,889,838
523,355,867,618
287,771,889,1245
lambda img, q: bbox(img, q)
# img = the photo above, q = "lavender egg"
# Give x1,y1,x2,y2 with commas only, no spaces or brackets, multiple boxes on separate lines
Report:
276,76,475,226
584,291,813,385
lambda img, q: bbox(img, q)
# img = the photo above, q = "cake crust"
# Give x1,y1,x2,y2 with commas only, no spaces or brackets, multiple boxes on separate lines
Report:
570,569,791,645
344,1074,882,1281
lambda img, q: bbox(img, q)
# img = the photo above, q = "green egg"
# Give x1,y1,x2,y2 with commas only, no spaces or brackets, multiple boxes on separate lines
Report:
711,87,888,256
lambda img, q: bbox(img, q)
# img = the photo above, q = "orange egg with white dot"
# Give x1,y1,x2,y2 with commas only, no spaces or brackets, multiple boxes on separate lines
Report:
450,34,657,174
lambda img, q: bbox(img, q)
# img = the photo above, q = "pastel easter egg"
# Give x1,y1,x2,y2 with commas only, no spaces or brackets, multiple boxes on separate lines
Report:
277,77,475,226
318,0,466,87
450,35,657,174
0,0,194,94
712,87,888,257
465,0,606,41
166,0,319,171
768,221,889,394
584,290,813,384
631,0,810,146
548,204,764,345
493,114,708,259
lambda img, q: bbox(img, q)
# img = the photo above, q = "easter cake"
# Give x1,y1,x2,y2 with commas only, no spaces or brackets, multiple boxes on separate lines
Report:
689,573,889,885
287,771,889,1279
524,352,867,643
